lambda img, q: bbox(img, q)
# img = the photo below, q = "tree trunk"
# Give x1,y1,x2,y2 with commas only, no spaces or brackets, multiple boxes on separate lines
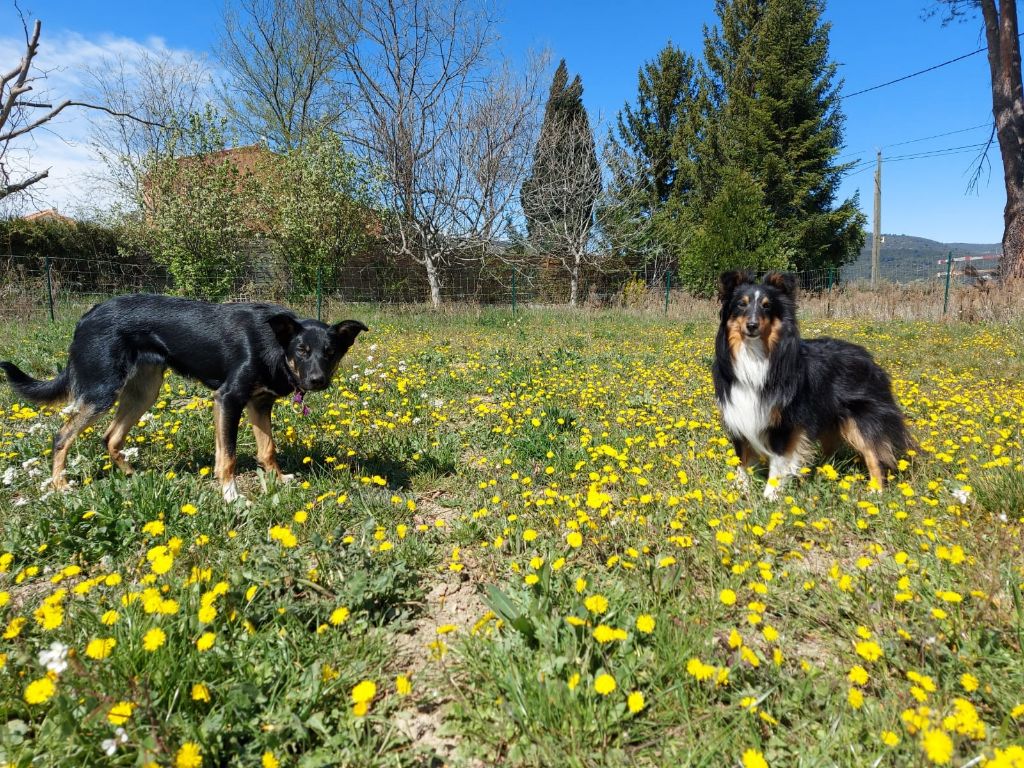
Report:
568,254,580,307
424,252,442,308
981,0,1024,280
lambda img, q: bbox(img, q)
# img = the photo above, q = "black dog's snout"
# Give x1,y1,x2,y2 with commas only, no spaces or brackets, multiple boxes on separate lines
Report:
745,320,759,333
308,373,327,389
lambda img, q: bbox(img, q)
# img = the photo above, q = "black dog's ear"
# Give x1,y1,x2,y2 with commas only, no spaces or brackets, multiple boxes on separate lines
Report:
331,319,369,347
764,271,796,296
268,313,301,347
718,270,753,302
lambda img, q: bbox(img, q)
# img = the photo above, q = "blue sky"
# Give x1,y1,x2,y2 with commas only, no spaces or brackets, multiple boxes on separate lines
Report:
4,0,1003,243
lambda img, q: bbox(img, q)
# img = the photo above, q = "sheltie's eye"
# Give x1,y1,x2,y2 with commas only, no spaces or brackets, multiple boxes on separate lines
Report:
738,297,749,308
761,299,770,309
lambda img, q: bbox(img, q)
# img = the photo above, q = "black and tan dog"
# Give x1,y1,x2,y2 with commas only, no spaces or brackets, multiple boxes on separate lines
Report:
0,294,367,501
713,271,913,499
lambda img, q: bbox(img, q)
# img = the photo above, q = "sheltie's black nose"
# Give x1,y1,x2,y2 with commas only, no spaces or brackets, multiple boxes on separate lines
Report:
745,320,759,335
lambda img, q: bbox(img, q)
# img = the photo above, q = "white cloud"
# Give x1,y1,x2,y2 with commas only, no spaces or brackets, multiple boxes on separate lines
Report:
0,29,208,217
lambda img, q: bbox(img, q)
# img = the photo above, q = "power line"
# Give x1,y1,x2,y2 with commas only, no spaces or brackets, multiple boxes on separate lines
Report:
842,44,989,99
844,141,992,174
837,122,991,162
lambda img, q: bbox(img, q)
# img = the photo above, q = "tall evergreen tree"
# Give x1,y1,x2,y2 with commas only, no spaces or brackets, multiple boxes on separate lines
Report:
692,0,864,278
521,60,601,305
602,43,699,280
609,43,698,214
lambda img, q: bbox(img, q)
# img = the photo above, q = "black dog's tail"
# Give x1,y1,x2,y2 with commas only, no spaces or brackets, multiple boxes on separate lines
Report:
0,362,72,405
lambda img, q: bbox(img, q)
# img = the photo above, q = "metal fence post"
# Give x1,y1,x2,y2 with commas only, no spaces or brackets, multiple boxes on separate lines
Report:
943,251,953,316
44,255,55,323
664,270,671,314
316,264,323,322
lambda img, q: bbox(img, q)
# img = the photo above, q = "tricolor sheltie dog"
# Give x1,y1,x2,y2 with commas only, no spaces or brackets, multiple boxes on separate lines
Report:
712,270,913,499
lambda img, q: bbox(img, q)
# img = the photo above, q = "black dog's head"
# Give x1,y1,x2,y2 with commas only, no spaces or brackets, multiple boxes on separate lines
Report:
718,270,796,347
269,314,369,392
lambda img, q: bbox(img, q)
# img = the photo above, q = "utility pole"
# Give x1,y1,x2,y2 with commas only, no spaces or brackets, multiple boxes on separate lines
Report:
871,150,881,286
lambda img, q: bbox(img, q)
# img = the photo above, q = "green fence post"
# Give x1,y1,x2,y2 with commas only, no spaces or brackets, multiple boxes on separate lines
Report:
664,270,671,314
943,251,953,316
316,264,323,322
828,267,835,290
44,255,55,323
511,271,517,313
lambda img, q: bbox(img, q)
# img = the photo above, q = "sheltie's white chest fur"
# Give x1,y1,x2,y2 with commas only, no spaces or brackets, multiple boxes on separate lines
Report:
719,338,772,455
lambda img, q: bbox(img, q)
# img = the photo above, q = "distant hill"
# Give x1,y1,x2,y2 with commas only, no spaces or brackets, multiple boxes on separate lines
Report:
841,234,1001,283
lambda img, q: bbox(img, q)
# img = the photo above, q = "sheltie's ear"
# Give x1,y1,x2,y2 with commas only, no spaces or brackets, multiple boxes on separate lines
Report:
718,270,753,302
764,271,796,296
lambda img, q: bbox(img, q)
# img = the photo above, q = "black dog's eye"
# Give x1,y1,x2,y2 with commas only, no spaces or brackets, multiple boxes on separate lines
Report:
761,299,770,309
738,298,749,308
296,345,310,357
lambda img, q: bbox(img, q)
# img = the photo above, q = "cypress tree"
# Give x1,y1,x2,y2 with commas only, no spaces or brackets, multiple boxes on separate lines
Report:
520,60,601,305
694,0,865,276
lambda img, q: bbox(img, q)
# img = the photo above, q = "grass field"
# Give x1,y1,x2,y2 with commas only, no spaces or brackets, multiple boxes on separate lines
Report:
1,307,1023,768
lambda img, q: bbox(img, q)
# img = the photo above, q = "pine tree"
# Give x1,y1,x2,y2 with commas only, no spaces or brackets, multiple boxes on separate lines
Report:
602,43,699,281
609,43,698,214
520,60,601,305
692,0,864,278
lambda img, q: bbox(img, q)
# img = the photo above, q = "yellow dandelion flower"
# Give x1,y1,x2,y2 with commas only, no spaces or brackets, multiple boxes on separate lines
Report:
719,588,737,606
920,728,953,765
635,614,655,633
396,674,412,695
107,700,135,726
330,606,350,626
627,690,645,713
351,680,377,705
584,594,608,615
741,749,769,768
191,683,211,702
175,741,203,768
85,637,116,660
24,676,56,705
880,730,900,747
594,673,616,696
143,627,166,651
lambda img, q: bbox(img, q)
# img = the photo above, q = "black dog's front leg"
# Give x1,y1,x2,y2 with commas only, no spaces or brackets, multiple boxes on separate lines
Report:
213,388,245,502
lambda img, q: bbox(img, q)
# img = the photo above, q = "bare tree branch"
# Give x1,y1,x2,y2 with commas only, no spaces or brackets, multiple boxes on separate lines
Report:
1,17,170,203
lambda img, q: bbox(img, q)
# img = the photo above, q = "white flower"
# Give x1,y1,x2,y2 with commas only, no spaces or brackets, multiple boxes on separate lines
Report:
2,466,15,486
101,727,128,756
121,447,140,460
39,641,69,674
952,487,971,504
369,344,378,351
21,457,39,469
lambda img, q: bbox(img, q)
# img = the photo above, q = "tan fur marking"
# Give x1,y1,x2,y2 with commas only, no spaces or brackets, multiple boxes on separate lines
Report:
784,427,813,467
212,401,236,486
103,365,164,474
726,316,746,360
764,317,783,355
246,400,281,476
840,418,888,488
51,404,104,489
818,429,842,457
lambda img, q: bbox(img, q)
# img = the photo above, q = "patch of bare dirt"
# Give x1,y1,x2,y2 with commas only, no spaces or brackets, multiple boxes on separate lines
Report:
390,492,490,767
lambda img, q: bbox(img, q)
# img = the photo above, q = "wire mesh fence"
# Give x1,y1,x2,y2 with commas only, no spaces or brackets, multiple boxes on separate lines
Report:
0,249,1007,324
